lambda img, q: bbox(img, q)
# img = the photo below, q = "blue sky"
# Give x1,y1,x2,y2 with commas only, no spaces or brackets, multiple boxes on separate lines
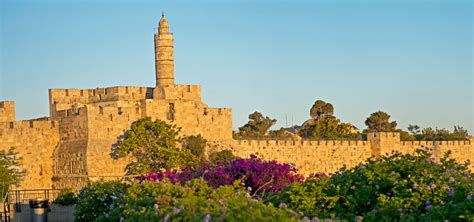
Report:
1,0,472,133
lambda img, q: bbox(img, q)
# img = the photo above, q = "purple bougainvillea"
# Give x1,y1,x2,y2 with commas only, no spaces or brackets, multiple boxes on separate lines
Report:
139,155,305,195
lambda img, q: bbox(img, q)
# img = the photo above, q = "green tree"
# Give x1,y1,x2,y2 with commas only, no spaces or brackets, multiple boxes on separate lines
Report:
182,135,207,162
300,116,357,139
299,100,357,139
364,111,397,132
407,124,469,141
117,117,198,175
209,150,236,163
0,148,24,199
235,112,277,138
310,100,334,119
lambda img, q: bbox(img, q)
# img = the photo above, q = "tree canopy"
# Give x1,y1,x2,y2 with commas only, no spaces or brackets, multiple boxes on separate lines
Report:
0,148,24,199
310,100,334,120
117,117,198,175
234,112,277,138
299,100,358,139
364,111,398,132
408,125,469,141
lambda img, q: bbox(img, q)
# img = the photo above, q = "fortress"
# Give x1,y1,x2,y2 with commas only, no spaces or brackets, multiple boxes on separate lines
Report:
1,16,473,191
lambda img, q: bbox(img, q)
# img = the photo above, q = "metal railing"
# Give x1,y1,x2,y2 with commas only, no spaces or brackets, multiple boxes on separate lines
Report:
7,189,62,213
1,190,11,222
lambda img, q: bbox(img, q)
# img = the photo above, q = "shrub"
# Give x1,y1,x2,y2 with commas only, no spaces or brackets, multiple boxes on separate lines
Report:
102,179,299,221
208,150,236,163
53,188,77,206
182,135,207,162
74,181,129,222
271,149,474,221
141,155,304,196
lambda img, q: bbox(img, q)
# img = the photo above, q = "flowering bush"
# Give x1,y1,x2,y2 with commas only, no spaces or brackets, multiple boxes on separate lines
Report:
271,149,474,221
74,181,129,222
140,155,304,196
102,179,299,221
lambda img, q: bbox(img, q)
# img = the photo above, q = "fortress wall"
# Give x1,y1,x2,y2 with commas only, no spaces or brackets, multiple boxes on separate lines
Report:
153,85,202,101
0,101,16,122
49,87,152,117
0,119,59,189
201,108,232,141
233,139,372,176
400,139,473,171
143,99,232,141
85,105,142,180
53,108,90,190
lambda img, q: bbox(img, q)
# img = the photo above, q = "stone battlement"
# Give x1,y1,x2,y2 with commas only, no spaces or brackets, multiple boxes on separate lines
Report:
401,140,471,146
237,139,369,146
0,101,16,122
367,132,400,139
49,86,153,117
0,119,57,130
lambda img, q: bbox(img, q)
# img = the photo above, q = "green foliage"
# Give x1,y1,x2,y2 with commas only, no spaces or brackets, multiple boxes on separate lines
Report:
0,147,24,199
271,149,474,221
398,130,416,141
74,180,129,222
53,188,77,205
364,111,397,132
208,150,236,163
310,100,334,120
234,112,277,139
299,100,358,139
182,135,207,162
102,179,299,222
116,117,198,175
408,125,469,141
267,176,338,218
299,116,358,139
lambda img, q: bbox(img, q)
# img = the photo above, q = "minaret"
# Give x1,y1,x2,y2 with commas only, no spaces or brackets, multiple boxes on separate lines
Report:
155,13,174,86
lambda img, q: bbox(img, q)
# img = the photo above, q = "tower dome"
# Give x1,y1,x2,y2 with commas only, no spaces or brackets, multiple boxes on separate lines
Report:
159,13,169,34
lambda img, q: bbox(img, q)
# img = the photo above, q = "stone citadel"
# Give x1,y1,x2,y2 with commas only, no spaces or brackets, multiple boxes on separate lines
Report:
1,16,472,191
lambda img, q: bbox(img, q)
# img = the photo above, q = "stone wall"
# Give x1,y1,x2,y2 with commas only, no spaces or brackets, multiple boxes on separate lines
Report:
232,139,372,175
0,120,59,189
53,107,90,190
0,101,16,122
231,132,474,176
49,87,153,118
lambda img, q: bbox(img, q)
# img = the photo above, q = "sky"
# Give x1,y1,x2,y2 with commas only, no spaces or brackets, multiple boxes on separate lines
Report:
1,0,472,133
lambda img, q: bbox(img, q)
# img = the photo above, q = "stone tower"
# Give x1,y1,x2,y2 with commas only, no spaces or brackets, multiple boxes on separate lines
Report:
155,13,174,86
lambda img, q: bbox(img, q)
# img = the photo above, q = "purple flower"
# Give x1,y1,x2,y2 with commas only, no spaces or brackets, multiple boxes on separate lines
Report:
448,189,455,196
204,214,211,222
425,200,431,205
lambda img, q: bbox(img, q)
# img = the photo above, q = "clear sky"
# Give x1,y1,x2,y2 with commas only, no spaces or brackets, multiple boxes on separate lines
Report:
1,0,472,133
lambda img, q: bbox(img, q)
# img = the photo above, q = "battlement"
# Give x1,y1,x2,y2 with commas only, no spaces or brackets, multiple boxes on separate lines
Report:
49,86,153,117
153,84,201,101
0,101,16,122
0,119,57,131
205,108,232,116
237,139,369,147
401,140,471,147
367,132,401,139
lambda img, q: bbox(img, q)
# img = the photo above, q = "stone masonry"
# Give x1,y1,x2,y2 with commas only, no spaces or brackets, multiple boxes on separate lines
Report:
0,15,472,191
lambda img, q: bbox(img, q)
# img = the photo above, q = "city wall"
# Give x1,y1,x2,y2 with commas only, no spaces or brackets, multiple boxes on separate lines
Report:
232,132,474,176
49,86,153,117
0,101,16,122
0,120,59,189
